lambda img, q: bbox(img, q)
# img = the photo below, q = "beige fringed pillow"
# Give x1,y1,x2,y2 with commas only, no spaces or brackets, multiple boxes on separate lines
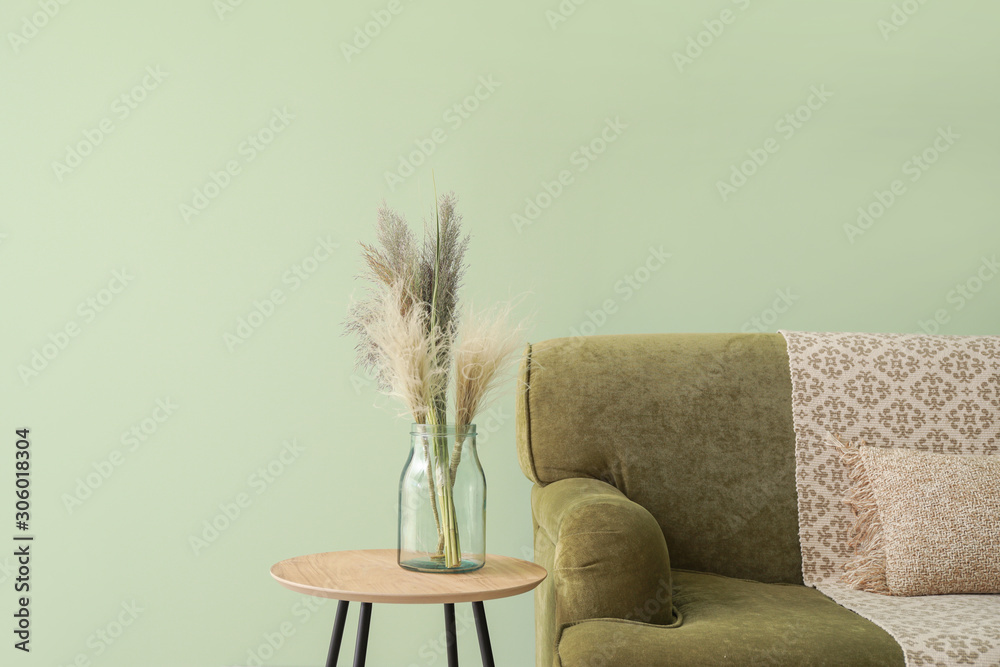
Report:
829,433,1000,596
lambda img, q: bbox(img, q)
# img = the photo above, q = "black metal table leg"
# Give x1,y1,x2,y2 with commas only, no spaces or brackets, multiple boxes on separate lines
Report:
444,603,459,667
325,600,350,667
471,601,495,667
353,602,372,667
327,599,495,667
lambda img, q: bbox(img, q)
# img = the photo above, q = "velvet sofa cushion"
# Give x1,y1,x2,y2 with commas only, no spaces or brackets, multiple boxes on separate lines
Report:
517,333,802,584
556,570,905,667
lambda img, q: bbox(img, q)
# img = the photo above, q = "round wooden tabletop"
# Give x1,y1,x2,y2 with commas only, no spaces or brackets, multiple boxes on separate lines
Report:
270,549,547,604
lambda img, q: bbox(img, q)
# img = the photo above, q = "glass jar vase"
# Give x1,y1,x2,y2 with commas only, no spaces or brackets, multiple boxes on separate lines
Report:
398,424,485,572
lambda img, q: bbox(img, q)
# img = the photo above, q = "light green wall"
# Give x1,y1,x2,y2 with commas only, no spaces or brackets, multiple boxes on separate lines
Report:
1,1,997,665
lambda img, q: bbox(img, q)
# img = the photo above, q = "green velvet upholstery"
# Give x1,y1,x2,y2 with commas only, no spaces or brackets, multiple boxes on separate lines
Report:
533,478,674,631
557,571,904,667
517,333,904,666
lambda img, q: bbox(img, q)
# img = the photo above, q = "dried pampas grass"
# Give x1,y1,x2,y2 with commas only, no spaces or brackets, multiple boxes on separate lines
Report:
344,188,528,568
346,190,523,429
345,191,469,424
448,301,527,481
357,279,448,424
453,302,527,428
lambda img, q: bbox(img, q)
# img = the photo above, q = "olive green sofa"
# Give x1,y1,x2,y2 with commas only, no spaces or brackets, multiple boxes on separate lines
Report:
516,333,905,667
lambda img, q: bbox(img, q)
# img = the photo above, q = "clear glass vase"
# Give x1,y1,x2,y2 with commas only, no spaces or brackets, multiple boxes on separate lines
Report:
398,424,485,573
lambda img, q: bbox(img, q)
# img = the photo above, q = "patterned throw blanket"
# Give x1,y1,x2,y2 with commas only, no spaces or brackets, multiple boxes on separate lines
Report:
780,331,1000,667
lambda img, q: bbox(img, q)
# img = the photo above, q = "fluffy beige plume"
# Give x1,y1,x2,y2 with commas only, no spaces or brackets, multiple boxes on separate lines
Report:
453,301,527,428
362,279,447,424
448,301,526,485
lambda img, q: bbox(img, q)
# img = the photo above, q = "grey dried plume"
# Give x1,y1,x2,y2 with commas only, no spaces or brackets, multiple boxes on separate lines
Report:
419,193,469,335
344,202,419,391
419,193,470,418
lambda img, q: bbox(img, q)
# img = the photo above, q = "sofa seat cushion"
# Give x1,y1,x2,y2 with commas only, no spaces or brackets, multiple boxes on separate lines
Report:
555,570,904,666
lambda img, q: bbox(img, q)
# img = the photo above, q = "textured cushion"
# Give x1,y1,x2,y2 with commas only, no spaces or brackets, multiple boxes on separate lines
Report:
835,435,1000,596
555,570,904,667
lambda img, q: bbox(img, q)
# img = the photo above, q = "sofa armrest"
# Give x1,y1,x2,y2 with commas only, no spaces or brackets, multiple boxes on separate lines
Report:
532,477,674,629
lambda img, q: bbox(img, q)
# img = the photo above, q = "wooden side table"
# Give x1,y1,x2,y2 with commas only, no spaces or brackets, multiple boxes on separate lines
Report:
270,549,546,667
